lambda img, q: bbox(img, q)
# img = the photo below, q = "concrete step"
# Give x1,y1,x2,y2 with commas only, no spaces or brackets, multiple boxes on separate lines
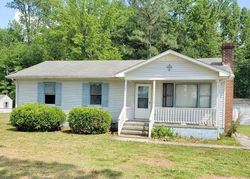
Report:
121,129,149,136
122,125,149,131
124,121,149,127
119,134,149,139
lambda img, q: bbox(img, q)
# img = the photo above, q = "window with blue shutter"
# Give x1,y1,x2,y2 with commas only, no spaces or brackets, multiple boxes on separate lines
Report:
82,83,109,107
38,82,62,106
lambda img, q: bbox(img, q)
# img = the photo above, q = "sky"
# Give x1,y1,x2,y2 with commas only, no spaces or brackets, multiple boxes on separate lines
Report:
0,0,250,28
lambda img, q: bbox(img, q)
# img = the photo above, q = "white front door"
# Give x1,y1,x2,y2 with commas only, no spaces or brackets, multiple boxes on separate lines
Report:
135,84,152,119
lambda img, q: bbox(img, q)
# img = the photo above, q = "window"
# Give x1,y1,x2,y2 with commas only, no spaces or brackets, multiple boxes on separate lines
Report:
162,83,212,108
90,83,102,105
199,84,211,108
137,86,149,108
176,84,197,108
44,82,56,104
163,83,174,107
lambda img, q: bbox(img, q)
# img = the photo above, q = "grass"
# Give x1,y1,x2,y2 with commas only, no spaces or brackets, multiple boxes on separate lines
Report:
166,135,240,146
238,125,250,137
0,114,250,178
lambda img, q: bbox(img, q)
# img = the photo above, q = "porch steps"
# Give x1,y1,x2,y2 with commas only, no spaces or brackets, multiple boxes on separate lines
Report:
120,120,149,137
119,134,148,139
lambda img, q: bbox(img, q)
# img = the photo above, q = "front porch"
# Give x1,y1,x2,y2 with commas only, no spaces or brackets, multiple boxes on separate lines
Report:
118,79,224,139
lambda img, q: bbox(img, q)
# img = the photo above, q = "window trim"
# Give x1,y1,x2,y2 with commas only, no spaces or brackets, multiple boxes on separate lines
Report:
162,82,212,108
198,83,212,108
90,83,102,105
162,83,174,107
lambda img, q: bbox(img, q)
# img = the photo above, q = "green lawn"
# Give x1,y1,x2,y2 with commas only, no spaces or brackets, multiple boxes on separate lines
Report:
0,114,250,178
238,125,250,137
167,135,240,146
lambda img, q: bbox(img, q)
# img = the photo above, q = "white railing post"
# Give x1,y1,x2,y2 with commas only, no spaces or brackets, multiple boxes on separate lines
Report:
123,79,127,107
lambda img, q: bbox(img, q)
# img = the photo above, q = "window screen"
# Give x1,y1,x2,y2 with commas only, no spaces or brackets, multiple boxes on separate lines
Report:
175,84,197,108
162,83,174,107
90,83,102,105
199,84,211,108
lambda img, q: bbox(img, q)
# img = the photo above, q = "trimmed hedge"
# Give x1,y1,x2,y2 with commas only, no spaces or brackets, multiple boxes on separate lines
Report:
68,107,112,134
10,103,66,131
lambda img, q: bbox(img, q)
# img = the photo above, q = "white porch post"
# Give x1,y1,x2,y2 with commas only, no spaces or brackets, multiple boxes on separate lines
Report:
123,79,127,107
216,79,219,128
149,80,156,138
123,79,128,120
152,80,156,109
118,79,128,135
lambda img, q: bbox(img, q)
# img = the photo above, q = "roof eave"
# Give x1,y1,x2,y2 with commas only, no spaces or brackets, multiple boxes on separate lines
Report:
6,76,119,80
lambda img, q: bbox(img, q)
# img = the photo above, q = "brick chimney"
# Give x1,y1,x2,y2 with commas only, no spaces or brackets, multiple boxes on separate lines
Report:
222,42,234,135
222,42,235,68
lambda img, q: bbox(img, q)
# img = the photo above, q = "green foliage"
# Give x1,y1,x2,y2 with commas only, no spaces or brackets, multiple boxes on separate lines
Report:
68,107,112,134
151,125,175,139
10,103,66,131
227,120,240,137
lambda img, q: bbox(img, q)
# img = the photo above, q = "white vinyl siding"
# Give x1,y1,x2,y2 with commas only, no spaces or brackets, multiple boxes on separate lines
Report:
17,79,224,127
17,79,124,122
61,81,82,111
217,80,226,129
126,54,218,80
18,80,38,104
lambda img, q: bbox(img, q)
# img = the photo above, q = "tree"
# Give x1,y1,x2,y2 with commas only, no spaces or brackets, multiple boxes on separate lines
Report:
219,0,241,42
234,7,250,98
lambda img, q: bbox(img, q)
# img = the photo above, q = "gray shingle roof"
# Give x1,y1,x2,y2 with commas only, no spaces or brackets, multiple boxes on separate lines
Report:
196,58,233,74
7,60,145,79
7,57,233,79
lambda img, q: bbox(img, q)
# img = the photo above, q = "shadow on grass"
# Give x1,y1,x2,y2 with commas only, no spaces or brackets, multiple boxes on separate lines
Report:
0,156,122,178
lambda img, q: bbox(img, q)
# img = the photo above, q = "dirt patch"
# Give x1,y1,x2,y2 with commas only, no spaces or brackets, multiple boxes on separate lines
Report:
199,175,247,179
141,157,173,168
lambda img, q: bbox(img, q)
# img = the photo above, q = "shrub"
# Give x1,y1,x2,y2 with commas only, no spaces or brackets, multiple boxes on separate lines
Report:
68,107,112,134
227,120,240,137
10,103,66,131
151,125,175,139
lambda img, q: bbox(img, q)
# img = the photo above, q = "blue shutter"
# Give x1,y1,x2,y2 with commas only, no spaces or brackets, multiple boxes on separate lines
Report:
82,83,90,106
55,82,62,106
102,83,109,107
37,82,45,103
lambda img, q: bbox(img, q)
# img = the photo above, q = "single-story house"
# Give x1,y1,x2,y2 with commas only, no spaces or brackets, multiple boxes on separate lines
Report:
7,43,235,139
0,94,13,113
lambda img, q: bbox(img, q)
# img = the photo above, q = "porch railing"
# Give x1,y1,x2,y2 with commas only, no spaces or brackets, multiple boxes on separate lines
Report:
118,106,132,135
154,107,216,127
